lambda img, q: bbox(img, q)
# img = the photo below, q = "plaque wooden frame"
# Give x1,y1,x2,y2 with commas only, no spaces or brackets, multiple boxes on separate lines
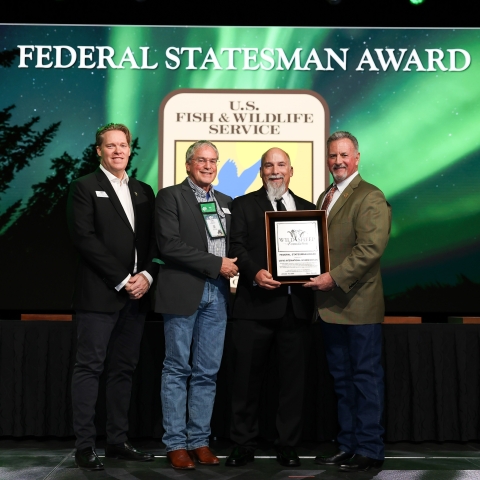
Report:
265,210,330,284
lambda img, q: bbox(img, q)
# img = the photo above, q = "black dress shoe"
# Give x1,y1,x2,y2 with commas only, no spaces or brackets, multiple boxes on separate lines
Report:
315,450,353,465
75,446,104,471
276,446,300,467
225,446,255,466
339,454,384,472
105,441,154,461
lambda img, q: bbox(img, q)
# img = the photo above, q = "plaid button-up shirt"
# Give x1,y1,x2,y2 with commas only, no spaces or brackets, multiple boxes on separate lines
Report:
187,177,226,259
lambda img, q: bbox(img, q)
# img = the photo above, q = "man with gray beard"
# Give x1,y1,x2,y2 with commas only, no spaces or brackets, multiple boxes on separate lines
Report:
225,148,315,468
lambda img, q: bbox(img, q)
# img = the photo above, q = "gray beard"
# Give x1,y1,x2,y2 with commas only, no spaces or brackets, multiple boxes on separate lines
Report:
332,164,347,183
332,171,347,182
266,180,287,202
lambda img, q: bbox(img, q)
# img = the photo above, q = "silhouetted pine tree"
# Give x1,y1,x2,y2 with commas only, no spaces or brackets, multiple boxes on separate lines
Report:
0,48,19,68
0,105,60,195
0,199,21,231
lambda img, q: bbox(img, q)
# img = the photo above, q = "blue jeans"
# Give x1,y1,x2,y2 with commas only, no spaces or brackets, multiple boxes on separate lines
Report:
321,321,385,460
161,277,228,452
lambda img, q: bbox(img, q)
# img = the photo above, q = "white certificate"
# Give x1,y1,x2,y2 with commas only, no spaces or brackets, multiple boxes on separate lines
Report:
274,221,321,277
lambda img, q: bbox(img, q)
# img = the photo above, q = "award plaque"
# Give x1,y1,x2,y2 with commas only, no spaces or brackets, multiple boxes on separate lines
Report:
265,210,330,284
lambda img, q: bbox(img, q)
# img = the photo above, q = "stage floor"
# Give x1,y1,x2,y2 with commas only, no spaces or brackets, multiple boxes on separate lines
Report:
1,438,480,479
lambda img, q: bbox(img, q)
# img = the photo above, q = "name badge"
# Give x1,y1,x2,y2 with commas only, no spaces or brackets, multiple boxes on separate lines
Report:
200,202,226,239
96,191,109,198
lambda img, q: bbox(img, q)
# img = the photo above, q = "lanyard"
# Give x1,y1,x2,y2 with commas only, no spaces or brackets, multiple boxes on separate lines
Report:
199,201,226,238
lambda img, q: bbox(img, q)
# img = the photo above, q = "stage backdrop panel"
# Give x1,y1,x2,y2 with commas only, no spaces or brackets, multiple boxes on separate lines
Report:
0,25,480,314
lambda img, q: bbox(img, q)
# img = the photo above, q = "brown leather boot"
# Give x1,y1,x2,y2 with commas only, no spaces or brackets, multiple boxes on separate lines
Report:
167,449,195,469
188,446,220,465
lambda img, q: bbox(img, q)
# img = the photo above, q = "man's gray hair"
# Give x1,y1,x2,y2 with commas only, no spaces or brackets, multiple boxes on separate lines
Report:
185,140,219,163
327,131,359,152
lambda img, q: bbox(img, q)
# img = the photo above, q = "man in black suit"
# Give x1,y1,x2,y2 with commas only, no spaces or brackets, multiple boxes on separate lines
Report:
155,140,238,470
225,147,315,468
67,123,158,471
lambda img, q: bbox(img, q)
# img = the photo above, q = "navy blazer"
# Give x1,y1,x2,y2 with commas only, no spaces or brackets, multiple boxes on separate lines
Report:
67,167,158,312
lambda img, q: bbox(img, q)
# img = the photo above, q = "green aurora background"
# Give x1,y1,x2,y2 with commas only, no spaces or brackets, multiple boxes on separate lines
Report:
1,25,479,313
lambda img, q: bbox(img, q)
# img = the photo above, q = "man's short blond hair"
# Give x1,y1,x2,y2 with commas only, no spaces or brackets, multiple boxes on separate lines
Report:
96,123,131,147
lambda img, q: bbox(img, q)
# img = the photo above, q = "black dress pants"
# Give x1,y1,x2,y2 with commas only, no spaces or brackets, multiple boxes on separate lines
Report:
229,300,310,449
72,300,145,450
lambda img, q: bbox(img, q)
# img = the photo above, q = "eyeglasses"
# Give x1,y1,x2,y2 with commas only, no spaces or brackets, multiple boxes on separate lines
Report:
193,157,219,166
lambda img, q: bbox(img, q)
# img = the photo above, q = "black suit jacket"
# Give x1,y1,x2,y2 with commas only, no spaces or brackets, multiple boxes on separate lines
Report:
154,178,233,316
229,187,315,320
67,167,158,312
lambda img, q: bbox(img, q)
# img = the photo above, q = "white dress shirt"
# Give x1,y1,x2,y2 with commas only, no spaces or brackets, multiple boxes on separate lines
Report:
100,165,153,291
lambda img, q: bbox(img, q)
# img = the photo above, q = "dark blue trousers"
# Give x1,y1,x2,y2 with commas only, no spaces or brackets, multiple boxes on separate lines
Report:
321,321,384,460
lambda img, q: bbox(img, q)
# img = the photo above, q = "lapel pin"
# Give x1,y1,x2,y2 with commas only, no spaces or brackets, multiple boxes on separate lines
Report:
344,193,349,198
134,191,138,196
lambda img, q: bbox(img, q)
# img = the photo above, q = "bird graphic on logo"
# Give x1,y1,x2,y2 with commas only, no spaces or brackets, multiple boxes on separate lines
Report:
287,230,305,241
216,158,261,198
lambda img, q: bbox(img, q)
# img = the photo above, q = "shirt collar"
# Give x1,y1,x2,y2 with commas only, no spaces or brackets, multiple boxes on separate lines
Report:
282,189,293,202
100,164,129,185
187,177,214,199
335,170,358,193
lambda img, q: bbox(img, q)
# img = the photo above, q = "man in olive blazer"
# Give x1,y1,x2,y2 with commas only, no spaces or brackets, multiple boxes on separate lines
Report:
315,174,390,326
305,131,390,473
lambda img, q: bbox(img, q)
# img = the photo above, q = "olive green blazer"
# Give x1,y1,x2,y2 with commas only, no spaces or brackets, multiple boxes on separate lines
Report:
315,174,391,325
